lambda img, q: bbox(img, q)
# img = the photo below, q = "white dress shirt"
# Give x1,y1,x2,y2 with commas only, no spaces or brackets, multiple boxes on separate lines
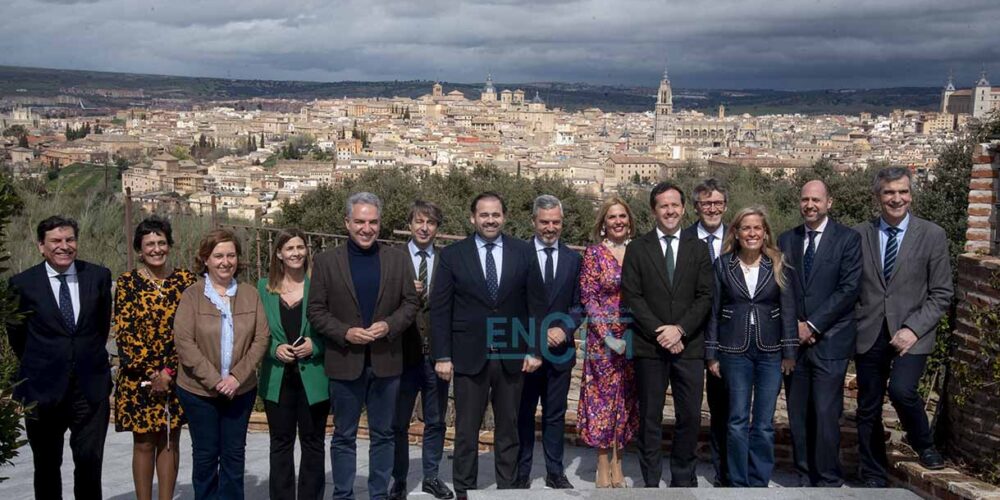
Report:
656,227,680,269
803,216,829,254
879,213,911,261
45,261,80,322
696,222,725,260
408,240,435,290
475,234,504,285
534,237,559,278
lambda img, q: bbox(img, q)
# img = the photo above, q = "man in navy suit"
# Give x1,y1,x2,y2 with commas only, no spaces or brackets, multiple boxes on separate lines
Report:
778,180,862,487
7,216,113,500
431,192,543,499
680,178,729,487
514,195,582,489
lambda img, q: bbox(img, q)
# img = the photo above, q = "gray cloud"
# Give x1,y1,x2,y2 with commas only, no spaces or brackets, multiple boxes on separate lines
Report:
0,0,997,89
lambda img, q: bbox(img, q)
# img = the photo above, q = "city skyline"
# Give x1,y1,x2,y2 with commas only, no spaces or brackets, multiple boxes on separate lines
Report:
0,0,997,90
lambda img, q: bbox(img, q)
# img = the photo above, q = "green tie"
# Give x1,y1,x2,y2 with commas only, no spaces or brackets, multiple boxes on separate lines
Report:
663,235,675,284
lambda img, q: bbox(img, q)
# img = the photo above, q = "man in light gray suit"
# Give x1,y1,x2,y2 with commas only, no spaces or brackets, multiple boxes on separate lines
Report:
853,167,953,487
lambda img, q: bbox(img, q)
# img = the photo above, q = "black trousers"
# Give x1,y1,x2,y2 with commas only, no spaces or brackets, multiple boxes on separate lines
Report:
25,376,110,500
635,356,704,487
516,360,572,479
452,360,524,495
855,324,932,485
705,366,730,486
786,351,850,487
263,368,330,500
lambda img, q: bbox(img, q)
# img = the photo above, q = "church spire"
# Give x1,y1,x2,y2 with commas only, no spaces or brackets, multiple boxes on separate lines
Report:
945,69,955,91
976,64,990,87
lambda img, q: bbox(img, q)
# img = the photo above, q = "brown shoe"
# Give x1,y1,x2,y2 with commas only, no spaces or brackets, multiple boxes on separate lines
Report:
610,445,626,488
596,449,612,488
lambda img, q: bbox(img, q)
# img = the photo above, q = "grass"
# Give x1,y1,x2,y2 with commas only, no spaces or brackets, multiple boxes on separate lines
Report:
47,163,120,193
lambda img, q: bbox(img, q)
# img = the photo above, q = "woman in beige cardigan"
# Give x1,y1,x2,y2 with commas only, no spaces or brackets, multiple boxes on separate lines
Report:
174,229,269,500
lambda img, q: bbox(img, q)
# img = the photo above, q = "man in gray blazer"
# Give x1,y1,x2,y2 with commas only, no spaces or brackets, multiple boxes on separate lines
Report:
854,167,953,487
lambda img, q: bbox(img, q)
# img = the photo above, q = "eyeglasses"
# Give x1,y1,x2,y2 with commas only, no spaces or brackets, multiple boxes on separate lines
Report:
697,201,726,209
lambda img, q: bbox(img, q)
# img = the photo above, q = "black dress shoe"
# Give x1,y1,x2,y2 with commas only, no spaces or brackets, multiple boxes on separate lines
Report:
388,481,407,500
511,477,531,489
919,447,946,470
422,478,455,499
862,479,888,488
545,474,573,489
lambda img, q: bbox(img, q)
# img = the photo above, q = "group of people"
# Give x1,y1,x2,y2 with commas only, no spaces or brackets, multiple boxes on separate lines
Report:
6,165,953,499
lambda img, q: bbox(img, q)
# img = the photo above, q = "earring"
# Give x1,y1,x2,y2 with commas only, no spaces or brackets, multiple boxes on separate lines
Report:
600,226,607,237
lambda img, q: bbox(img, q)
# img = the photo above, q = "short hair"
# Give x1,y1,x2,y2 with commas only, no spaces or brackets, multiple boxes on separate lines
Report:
346,192,382,219
194,229,244,278
470,191,507,215
591,196,637,243
649,181,685,209
532,194,563,218
36,215,78,242
692,178,728,204
408,200,443,225
132,216,174,251
801,179,831,198
265,228,311,294
872,167,912,194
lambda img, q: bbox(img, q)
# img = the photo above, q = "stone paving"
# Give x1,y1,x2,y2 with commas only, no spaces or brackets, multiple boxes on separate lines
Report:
0,424,835,499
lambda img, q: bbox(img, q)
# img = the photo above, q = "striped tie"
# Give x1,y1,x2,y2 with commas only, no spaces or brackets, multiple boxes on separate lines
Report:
883,226,900,281
417,250,428,300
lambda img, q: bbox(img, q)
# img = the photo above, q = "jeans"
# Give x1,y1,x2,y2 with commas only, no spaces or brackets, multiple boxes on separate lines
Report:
263,367,330,500
392,359,449,484
719,346,783,487
329,367,400,500
177,386,256,500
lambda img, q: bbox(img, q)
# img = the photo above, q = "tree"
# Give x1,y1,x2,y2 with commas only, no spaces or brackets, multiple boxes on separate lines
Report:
16,136,27,149
0,175,28,482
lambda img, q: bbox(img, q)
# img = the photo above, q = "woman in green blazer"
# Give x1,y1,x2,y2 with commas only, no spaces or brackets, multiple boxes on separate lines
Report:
257,229,329,500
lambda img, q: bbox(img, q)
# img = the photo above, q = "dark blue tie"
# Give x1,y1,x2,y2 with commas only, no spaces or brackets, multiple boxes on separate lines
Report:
543,247,555,297
803,230,817,279
883,226,900,281
56,274,76,334
706,234,717,262
485,242,498,303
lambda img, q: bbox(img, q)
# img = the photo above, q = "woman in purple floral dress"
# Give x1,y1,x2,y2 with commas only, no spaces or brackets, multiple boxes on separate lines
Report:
577,196,639,488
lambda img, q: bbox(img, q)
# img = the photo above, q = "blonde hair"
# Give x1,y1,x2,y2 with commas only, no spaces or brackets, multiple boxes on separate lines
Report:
722,206,788,289
591,196,637,243
265,229,312,294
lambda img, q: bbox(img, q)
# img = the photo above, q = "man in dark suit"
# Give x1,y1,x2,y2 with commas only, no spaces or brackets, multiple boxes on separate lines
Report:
681,178,729,487
431,191,543,499
778,180,862,487
854,167,953,487
307,192,419,500
621,182,714,487
389,200,454,500
515,195,582,490
7,215,113,500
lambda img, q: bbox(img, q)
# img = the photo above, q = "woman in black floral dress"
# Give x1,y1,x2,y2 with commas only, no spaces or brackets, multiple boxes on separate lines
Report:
114,217,196,500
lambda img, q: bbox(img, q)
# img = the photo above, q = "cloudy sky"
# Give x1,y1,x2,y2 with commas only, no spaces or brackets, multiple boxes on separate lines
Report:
1,0,997,89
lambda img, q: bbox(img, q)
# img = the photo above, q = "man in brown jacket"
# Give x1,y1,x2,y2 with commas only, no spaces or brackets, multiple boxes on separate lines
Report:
307,191,420,500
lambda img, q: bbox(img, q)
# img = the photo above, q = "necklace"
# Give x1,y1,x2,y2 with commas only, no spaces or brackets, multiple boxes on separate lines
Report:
603,238,630,249
141,266,167,298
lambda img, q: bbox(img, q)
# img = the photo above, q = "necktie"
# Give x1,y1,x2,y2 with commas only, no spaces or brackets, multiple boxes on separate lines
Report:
883,226,900,281
56,274,76,333
706,234,716,262
417,250,428,300
485,242,498,303
543,247,555,295
663,235,675,284
804,230,817,279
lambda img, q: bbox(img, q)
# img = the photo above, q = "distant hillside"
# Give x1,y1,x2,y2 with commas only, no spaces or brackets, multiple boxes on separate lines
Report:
0,65,941,115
